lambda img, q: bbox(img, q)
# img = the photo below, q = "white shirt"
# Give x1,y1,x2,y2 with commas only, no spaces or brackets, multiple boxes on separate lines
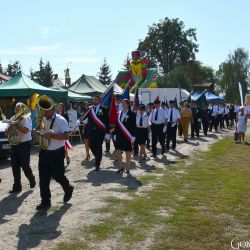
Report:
211,105,218,117
149,108,167,124
46,114,69,150
93,104,101,114
115,102,123,111
19,115,32,142
166,108,181,124
217,106,224,115
136,113,149,128
234,105,240,113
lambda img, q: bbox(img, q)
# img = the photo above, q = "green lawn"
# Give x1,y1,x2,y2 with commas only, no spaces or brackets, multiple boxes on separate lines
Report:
56,138,250,250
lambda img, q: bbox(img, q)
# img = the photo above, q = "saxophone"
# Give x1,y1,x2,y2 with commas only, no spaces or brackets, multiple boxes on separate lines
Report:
6,104,31,145
36,95,54,149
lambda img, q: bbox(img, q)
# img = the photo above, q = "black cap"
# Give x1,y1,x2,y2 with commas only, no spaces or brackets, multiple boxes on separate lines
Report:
161,101,166,105
169,100,174,104
139,104,146,110
115,94,122,99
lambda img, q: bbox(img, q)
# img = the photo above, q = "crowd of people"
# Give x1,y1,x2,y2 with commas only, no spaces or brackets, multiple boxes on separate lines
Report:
0,93,248,210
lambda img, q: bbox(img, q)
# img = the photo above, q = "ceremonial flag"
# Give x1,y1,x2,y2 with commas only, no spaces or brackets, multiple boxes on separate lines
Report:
134,88,139,108
101,84,113,109
122,82,130,100
174,96,178,108
196,89,208,108
238,82,244,106
109,89,118,126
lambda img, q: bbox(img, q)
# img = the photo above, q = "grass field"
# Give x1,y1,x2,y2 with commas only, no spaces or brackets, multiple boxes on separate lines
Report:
56,138,250,250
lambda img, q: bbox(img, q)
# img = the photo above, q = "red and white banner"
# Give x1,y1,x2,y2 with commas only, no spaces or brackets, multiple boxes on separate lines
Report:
117,112,134,145
65,140,72,149
90,108,106,131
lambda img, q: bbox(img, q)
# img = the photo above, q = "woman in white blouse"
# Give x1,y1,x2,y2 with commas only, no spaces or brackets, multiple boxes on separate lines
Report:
237,106,247,143
135,104,150,163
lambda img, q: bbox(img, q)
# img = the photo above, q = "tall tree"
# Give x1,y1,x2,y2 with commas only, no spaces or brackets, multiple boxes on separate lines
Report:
157,60,216,92
216,48,250,102
5,61,21,77
30,58,53,87
138,17,198,74
97,58,112,86
157,66,192,91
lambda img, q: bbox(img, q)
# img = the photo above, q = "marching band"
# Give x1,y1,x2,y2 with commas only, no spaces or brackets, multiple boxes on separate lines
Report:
0,93,245,210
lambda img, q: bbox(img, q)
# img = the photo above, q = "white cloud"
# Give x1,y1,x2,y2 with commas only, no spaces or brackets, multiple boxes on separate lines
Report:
39,26,70,38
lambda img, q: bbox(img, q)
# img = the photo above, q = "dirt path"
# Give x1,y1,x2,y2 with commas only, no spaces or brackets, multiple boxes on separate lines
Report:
0,128,233,250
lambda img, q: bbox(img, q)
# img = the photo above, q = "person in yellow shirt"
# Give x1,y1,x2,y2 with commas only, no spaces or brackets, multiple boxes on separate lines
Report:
180,102,193,142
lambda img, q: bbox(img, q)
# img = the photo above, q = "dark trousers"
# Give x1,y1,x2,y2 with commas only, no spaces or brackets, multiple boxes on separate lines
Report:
166,125,177,150
202,119,209,136
191,121,199,137
11,141,34,188
151,123,165,155
38,147,70,202
224,114,229,128
209,116,218,131
89,132,105,167
218,114,223,129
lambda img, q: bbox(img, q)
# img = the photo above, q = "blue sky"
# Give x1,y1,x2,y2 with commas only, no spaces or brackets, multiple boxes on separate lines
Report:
0,0,249,82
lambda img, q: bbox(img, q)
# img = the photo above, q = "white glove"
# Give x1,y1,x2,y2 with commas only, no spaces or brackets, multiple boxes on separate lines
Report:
163,126,167,133
113,135,116,141
105,134,111,140
131,136,136,143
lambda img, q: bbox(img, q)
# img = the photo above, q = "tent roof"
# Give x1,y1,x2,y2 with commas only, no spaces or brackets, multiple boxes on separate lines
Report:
68,74,106,96
205,91,224,101
50,86,92,102
191,91,225,102
0,72,67,99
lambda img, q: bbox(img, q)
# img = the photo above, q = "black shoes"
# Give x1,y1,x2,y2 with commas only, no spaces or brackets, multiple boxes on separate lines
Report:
36,201,51,210
64,185,74,203
9,188,22,194
95,164,100,171
30,178,36,189
117,168,124,173
124,169,130,174
9,184,22,193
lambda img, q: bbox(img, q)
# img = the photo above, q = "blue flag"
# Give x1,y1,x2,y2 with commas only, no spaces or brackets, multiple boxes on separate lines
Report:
122,83,130,100
101,85,113,108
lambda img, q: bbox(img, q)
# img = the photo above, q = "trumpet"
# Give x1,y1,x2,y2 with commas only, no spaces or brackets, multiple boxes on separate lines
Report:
5,104,31,145
36,95,54,149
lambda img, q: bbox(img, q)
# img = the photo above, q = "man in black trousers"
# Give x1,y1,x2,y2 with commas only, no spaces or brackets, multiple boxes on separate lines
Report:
191,101,202,138
166,100,181,151
36,103,74,210
86,95,110,171
149,100,168,157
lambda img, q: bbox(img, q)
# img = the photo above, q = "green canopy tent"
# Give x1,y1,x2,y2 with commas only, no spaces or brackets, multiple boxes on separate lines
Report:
0,71,68,100
68,74,107,96
50,86,92,102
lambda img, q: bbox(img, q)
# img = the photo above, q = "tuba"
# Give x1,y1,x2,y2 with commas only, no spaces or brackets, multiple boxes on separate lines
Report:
6,104,31,145
36,95,54,150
